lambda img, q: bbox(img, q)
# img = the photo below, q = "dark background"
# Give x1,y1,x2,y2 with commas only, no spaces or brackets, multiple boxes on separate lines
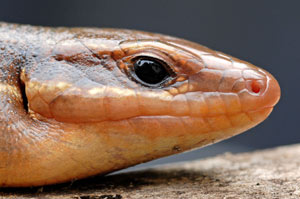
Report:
0,0,298,170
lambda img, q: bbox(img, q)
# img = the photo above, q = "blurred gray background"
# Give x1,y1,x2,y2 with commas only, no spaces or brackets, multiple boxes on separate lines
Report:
0,0,298,170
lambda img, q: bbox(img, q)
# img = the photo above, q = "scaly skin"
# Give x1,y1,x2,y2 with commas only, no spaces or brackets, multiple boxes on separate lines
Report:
0,22,280,187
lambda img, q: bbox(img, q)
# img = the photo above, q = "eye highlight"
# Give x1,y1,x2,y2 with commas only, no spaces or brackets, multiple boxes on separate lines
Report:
130,56,174,87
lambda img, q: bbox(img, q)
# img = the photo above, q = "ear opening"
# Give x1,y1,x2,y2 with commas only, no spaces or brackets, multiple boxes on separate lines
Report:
19,77,28,113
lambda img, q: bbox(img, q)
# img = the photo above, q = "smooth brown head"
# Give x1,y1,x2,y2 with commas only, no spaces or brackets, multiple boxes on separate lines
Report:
22,28,280,135
15,27,280,186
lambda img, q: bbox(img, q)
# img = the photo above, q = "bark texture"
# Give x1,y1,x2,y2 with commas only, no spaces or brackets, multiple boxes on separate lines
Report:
1,144,300,199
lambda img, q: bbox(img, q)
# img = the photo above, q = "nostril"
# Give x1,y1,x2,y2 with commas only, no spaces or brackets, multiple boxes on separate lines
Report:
251,80,261,94
245,79,264,95
240,74,280,112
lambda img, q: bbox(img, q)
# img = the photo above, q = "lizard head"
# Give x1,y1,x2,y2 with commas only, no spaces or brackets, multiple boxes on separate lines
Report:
22,28,280,139
20,28,280,182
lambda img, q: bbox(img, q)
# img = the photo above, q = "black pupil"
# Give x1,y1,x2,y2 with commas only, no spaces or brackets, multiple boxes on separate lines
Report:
133,58,169,85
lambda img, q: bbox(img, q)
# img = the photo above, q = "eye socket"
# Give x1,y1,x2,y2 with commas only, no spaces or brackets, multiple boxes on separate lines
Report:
130,56,174,87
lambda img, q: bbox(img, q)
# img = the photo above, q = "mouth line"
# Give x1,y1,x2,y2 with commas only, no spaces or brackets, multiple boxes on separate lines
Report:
124,106,274,120
245,105,274,113
56,106,274,124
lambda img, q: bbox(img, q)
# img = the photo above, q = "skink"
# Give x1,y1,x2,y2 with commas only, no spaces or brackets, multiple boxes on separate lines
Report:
0,22,280,187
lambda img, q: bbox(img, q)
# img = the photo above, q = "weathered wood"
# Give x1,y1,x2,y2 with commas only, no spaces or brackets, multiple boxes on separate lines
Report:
1,144,299,199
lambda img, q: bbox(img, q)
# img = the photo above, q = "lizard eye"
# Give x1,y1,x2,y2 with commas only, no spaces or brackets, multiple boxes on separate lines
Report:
131,56,174,87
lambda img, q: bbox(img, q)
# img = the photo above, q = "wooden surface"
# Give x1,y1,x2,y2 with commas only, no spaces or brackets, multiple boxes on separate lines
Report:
1,144,300,199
